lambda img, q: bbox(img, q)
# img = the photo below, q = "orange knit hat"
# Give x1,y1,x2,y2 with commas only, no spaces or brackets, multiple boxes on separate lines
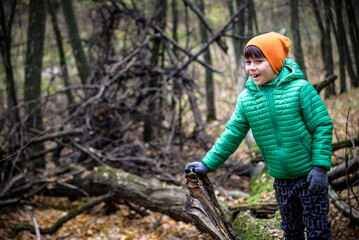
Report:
244,32,291,74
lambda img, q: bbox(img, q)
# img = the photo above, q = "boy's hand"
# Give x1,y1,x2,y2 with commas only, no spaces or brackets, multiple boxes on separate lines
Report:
307,166,328,192
184,162,209,174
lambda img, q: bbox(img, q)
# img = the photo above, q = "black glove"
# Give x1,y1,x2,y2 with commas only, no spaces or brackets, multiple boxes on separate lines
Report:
307,166,328,192
184,162,210,174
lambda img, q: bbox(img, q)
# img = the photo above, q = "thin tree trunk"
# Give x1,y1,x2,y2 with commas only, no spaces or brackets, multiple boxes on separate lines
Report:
310,0,326,71
47,0,73,106
323,0,336,98
143,0,167,142
0,0,21,146
196,0,216,122
227,0,237,66
234,0,248,93
333,0,347,93
345,0,359,87
290,0,307,77
60,0,89,85
24,0,47,169
233,0,256,150
170,0,184,147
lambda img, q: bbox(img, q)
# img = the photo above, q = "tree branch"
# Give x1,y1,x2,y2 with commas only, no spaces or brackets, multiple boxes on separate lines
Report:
313,74,337,93
8,193,112,238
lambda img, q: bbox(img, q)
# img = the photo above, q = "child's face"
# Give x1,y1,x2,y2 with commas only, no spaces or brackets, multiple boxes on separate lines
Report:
245,57,278,85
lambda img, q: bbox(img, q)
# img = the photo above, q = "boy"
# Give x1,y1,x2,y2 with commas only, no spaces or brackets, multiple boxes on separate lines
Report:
184,32,333,239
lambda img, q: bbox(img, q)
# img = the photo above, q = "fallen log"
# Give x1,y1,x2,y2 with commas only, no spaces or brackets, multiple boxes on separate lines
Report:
329,189,359,225
229,201,279,219
56,166,193,223
328,157,358,181
332,137,359,151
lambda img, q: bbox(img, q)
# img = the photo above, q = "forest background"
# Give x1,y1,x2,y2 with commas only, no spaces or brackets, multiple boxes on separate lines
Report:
0,0,358,239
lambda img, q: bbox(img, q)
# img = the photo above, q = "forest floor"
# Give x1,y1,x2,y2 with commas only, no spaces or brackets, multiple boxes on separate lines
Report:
1,88,358,240
0,193,358,240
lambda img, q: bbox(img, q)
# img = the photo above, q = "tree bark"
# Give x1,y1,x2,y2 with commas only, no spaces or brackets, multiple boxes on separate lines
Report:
344,0,359,88
310,0,326,66
290,0,307,77
48,0,73,106
184,171,240,240
55,166,192,223
196,0,216,122
234,0,248,94
143,0,167,142
328,157,358,182
323,0,336,98
181,73,210,150
333,0,347,93
60,0,89,84
50,166,243,238
0,0,21,147
24,0,47,170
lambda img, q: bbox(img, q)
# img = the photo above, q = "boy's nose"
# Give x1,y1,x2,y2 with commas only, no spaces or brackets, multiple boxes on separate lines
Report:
248,63,257,70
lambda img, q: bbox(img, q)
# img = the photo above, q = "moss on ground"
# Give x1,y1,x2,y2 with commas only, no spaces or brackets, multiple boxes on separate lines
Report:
233,211,282,240
246,168,275,203
231,168,283,239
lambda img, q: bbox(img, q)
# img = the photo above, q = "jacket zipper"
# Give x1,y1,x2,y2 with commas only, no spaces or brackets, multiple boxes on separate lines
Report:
264,88,289,176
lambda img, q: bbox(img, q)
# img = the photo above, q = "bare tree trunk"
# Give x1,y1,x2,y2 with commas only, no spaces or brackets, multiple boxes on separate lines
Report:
0,0,21,147
196,0,216,122
310,0,326,67
290,0,307,78
24,0,47,169
333,0,348,93
47,0,73,106
234,0,247,95
143,0,167,142
170,0,184,146
323,0,336,98
229,0,256,151
345,0,359,87
60,0,89,85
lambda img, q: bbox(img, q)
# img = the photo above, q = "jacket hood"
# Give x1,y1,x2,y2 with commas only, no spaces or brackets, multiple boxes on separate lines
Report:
245,58,305,91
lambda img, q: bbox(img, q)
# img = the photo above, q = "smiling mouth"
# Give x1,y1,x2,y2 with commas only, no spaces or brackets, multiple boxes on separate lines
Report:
252,74,260,78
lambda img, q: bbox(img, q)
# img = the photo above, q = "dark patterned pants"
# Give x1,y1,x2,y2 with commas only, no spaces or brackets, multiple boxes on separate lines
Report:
274,176,332,240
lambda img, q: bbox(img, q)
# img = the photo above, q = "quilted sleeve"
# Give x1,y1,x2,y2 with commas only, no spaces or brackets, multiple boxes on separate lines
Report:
299,82,333,170
202,96,250,172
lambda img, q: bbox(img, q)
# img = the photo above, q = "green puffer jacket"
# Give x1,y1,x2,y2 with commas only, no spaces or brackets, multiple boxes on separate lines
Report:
202,58,333,179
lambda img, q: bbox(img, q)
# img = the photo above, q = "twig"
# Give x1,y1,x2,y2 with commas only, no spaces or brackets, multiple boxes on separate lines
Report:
68,138,107,166
25,205,41,240
0,173,25,198
9,193,113,238
28,128,83,144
